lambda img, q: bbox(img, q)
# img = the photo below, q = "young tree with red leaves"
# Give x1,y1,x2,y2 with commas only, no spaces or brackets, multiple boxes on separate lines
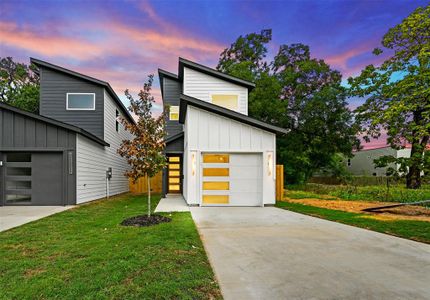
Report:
118,75,167,216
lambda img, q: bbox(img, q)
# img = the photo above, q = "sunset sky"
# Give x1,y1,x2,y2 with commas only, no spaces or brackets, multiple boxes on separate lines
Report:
0,0,426,148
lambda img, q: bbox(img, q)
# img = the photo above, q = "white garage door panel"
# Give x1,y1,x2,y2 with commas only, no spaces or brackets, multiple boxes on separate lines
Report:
229,193,262,206
230,179,261,192
230,167,261,179
201,153,263,206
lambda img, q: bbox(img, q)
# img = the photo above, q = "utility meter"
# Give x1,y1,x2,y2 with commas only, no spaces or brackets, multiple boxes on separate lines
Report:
106,167,112,179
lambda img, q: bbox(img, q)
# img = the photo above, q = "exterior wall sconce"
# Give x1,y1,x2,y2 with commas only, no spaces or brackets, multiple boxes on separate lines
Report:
267,152,273,178
191,152,196,176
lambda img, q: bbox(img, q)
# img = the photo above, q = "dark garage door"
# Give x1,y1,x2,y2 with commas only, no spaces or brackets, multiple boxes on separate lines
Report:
0,152,64,206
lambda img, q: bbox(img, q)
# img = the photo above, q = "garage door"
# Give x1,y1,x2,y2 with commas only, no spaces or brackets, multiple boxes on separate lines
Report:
0,152,64,206
201,153,262,206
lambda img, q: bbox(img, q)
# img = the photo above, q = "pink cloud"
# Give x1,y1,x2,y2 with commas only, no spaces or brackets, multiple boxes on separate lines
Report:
0,21,104,59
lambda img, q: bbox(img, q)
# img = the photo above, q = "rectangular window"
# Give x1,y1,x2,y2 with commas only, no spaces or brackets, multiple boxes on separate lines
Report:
66,93,95,110
211,94,238,111
202,195,229,204
169,171,180,177
169,106,179,121
203,181,229,190
203,168,229,177
203,154,229,163
116,110,120,132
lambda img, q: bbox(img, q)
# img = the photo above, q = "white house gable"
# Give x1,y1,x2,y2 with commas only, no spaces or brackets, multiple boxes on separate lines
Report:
183,67,249,115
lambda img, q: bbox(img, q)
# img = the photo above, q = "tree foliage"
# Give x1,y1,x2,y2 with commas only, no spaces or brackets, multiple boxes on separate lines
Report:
217,30,358,183
118,75,167,216
348,5,430,188
0,57,39,113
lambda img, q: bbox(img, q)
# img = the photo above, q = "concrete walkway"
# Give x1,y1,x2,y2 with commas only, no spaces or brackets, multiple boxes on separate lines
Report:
191,207,430,300
155,195,189,212
0,206,74,232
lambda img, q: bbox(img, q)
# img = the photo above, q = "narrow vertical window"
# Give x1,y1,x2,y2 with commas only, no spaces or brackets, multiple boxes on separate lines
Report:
116,109,119,132
169,106,179,121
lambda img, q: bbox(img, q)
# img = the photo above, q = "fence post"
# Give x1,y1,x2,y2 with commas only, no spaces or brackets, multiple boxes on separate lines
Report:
276,165,284,201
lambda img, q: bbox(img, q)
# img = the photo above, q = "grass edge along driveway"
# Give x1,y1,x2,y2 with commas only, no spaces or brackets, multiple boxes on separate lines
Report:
276,201,430,244
0,194,221,300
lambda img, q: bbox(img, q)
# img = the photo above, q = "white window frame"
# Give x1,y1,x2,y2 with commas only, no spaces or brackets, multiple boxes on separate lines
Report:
66,93,96,110
209,92,240,111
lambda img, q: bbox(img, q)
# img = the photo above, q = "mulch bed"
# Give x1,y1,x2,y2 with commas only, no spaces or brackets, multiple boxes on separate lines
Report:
121,214,172,227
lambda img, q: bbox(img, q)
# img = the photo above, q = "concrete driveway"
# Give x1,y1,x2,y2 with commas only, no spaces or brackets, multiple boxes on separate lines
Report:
191,207,430,300
0,206,74,232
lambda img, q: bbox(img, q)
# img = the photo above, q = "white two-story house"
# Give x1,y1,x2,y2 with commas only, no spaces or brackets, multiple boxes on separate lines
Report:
159,58,288,206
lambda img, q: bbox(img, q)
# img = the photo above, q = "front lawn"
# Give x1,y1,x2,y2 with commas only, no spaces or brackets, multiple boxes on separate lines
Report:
276,201,430,244
0,194,221,299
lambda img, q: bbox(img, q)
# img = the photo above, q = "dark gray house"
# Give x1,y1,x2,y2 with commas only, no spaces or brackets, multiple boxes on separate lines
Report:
0,58,134,206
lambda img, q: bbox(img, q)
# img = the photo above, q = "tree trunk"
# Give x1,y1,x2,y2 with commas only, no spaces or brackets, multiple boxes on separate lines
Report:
406,135,429,189
147,176,151,217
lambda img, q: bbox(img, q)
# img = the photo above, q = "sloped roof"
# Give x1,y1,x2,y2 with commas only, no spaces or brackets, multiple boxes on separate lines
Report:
30,58,135,124
0,102,109,146
179,94,289,135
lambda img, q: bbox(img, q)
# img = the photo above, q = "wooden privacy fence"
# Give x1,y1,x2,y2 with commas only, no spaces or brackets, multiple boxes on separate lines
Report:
276,164,284,201
129,171,163,194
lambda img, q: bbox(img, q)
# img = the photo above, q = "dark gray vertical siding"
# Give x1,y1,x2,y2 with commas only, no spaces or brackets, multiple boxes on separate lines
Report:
0,107,77,205
39,67,104,139
163,77,183,137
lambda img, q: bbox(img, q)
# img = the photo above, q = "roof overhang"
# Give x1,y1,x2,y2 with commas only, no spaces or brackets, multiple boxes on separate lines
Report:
164,131,184,144
30,58,135,125
0,102,110,147
179,94,289,135
158,69,179,99
178,57,255,90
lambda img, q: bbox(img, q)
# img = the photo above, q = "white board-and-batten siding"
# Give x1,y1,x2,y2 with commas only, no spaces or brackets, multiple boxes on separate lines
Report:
184,106,276,206
183,67,249,115
76,90,132,203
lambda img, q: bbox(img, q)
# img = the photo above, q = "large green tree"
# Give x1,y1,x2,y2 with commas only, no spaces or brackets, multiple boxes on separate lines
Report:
348,5,430,189
217,30,358,183
0,57,39,113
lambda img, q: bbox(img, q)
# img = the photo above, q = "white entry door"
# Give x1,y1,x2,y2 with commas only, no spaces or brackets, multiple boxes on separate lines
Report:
201,153,262,206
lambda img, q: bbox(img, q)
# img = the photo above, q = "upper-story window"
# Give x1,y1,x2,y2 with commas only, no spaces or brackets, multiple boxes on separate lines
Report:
169,106,179,121
66,93,95,110
211,94,238,111
116,109,120,132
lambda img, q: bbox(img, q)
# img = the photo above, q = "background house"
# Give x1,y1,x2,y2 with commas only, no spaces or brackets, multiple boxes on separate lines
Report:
0,58,134,206
346,146,411,176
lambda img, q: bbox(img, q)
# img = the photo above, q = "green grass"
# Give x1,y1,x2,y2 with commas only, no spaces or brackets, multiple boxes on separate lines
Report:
0,194,221,300
287,183,430,203
276,201,430,244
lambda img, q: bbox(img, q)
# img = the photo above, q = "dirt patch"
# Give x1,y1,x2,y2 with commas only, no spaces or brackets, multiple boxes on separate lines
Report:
121,214,171,227
283,198,430,222
24,268,46,278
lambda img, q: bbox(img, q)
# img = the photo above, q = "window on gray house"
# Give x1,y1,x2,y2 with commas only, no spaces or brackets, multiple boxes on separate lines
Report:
67,93,95,110
347,159,351,166
116,110,119,132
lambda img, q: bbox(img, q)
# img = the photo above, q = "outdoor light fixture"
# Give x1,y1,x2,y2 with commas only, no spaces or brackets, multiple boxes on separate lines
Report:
267,152,273,177
191,152,196,176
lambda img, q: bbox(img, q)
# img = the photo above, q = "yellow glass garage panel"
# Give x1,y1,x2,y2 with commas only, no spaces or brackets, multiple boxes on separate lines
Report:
203,168,229,177
203,154,229,163
169,178,180,184
169,185,180,191
211,95,238,111
169,171,180,176
169,157,180,162
169,164,180,170
202,195,229,204
203,181,229,190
